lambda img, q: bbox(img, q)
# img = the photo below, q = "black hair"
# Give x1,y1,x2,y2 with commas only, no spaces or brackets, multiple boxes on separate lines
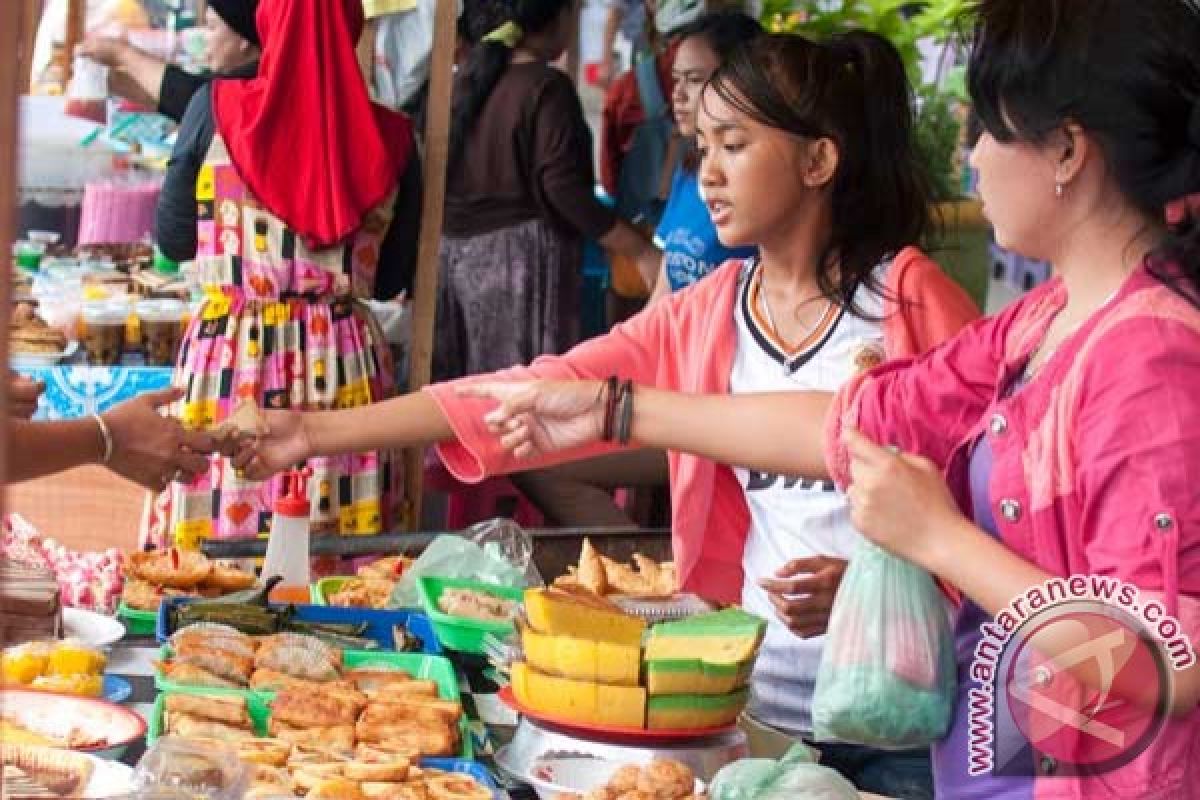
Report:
672,10,763,61
448,0,573,165
705,32,932,318
675,11,764,172
969,0,1200,304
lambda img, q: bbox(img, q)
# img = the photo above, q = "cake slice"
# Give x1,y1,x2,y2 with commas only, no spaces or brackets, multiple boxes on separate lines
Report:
520,623,642,686
523,587,645,646
646,688,749,730
510,661,646,728
643,608,766,663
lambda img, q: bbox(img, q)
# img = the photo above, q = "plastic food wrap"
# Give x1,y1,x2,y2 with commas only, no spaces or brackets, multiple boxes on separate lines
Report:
133,735,252,800
812,540,956,749
390,518,537,607
709,744,857,800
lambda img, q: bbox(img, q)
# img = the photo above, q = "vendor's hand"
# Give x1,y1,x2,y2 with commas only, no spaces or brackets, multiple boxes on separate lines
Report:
103,388,215,490
457,380,608,459
8,371,45,420
78,36,130,68
843,427,965,569
230,409,311,480
759,556,848,639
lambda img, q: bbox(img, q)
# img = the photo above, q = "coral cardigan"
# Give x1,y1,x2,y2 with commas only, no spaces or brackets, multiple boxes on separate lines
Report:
427,246,980,603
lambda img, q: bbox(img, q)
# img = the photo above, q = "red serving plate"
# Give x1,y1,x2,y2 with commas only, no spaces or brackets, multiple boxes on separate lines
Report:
498,686,735,742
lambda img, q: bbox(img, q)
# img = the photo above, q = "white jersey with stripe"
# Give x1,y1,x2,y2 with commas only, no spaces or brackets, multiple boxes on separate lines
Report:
732,257,887,735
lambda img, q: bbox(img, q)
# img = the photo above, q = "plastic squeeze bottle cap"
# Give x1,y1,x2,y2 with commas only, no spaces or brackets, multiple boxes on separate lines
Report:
274,467,312,518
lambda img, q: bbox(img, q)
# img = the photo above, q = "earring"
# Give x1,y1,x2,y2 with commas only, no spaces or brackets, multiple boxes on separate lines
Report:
1055,182,1064,198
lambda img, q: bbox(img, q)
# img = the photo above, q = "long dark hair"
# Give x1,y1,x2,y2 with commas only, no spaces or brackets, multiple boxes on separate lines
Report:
968,0,1200,304
674,10,764,172
705,32,932,318
448,0,572,165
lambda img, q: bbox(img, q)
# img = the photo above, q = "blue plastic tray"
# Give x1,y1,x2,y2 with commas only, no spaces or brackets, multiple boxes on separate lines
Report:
155,595,441,653
420,759,500,799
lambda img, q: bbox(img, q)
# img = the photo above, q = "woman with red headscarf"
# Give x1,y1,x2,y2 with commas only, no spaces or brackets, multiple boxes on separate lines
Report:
145,0,420,548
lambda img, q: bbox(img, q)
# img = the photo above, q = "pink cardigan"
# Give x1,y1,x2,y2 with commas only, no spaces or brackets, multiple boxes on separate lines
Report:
825,265,1200,798
427,247,980,603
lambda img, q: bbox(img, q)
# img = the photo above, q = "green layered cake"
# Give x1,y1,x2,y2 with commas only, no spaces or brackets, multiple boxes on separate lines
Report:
644,608,766,695
646,688,750,729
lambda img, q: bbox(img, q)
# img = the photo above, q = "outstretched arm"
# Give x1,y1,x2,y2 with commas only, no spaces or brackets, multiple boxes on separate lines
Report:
463,380,834,479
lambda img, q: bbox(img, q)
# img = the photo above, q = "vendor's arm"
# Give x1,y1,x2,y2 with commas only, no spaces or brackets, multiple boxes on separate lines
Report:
8,389,213,488
374,152,423,301
80,37,168,114
532,73,661,286
155,87,216,262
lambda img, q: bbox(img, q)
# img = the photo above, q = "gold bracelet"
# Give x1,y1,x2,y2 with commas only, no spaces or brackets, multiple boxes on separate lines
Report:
90,414,114,464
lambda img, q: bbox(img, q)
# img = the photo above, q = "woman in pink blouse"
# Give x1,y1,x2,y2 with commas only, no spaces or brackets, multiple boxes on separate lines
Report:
432,1,1200,797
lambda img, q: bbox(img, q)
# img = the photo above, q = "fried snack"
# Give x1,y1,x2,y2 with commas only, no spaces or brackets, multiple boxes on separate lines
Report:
608,766,641,793
424,772,492,800
165,692,251,728
354,743,420,764
344,668,413,692
250,669,356,694
632,555,677,597
436,588,517,622
367,729,457,758
366,679,440,701
166,711,256,740
576,538,609,595
1,742,94,795
157,659,242,689
122,578,177,611
357,556,410,581
236,738,293,768
329,578,397,609
246,781,295,800
268,720,357,752
307,778,366,800
129,548,213,589
272,687,365,728
366,697,461,727
343,758,411,782
635,760,695,800
173,642,255,684
213,400,269,444
205,562,257,591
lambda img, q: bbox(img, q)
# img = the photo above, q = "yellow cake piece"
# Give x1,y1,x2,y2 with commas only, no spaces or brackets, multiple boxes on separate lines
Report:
511,661,646,728
521,627,642,686
523,587,645,646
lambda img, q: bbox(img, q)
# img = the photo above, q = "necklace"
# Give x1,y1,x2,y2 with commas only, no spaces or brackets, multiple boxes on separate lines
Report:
757,265,834,352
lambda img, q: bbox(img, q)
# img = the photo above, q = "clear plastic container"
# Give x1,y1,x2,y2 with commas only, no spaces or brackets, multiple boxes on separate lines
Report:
81,299,129,364
136,298,187,366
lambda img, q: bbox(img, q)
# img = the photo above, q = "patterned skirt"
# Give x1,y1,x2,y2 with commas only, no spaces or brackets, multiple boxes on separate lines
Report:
139,292,401,550
433,217,582,382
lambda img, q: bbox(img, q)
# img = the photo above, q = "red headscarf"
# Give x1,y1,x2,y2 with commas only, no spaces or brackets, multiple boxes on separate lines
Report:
212,0,413,249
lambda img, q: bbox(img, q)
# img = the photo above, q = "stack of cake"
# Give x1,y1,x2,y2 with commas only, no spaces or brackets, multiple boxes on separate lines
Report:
0,562,62,647
511,587,766,730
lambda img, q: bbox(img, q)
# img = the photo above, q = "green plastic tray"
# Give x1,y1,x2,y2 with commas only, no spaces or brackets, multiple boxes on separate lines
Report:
147,685,271,743
156,648,461,702
416,577,524,655
117,601,159,636
311,576,351,605
149,653,472,756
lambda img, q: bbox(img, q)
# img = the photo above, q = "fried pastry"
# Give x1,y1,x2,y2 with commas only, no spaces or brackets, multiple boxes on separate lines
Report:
165,692,251,728
1,742,94,796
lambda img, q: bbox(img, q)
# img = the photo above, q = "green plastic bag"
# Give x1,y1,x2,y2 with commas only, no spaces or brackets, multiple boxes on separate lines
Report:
709,744,858,800
811,539,956,749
